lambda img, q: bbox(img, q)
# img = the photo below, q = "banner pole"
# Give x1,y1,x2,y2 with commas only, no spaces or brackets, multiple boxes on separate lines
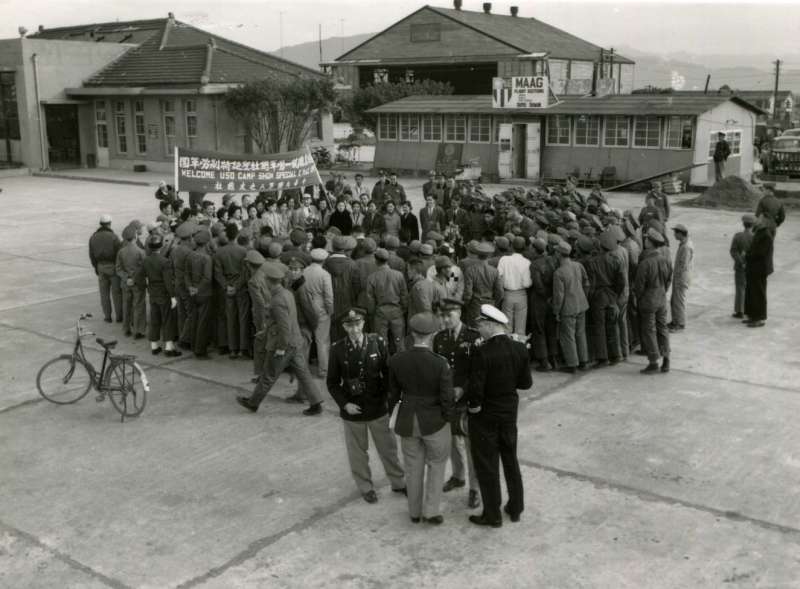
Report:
173,146,179,194
308,144,332,210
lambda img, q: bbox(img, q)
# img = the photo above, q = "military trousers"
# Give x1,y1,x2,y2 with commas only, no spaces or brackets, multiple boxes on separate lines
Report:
374,305,405,355
616,300,630,357
501,289,528,336
213,287,227,350
400,423,451,519
640,305,670,363
590,302,620,361
148,299,176,343
313,315,331,376
189,295,212,356
469,413,524,523
670,282,688,328
342,414,405,495
558,312,589,368
734,268,746,315
225,290,252,354
176,288,192,344
96,262,122,322
450,429,479,492
529,297,558,361
121,281,147,335
745,270,768,321
250,344,322,407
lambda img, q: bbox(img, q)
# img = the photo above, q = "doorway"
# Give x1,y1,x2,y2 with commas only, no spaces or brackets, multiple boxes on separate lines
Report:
44,104,80,169
512,124,526,178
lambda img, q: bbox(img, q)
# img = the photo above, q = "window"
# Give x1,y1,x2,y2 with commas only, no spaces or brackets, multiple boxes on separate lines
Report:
604,115,629,147
134,100,146,154
184,100,197,148
708,130,742,158
421,114,442,142
573,115,600,146
410,23,441,43
469,114,492,143
399,114,419,141
94,100,108,148
665,116,694,149
114,101,128,154
546,115,571,145
162,100,176,154
633,116,660,148
378,114,398,140
444,114,466,142
0,72,21,141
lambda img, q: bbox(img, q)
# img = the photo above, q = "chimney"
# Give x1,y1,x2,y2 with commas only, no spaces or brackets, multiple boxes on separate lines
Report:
167,12,175,20
453,0,462,10
510,6,519,17
483,3,492,14
38,25,45,33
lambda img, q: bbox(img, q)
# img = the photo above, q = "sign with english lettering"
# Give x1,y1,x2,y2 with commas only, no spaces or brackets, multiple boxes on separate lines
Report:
492,76,549,109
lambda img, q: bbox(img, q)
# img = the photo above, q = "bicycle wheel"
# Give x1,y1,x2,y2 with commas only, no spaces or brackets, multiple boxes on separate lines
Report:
36,355,93,404
106,361,148,419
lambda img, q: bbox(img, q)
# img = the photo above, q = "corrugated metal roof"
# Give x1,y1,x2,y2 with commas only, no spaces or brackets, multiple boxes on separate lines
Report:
429,6,634,64
81,19,323,87
367,93,765,115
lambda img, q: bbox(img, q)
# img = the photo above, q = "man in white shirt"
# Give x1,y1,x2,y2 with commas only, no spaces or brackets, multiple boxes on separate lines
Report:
496,237,532,336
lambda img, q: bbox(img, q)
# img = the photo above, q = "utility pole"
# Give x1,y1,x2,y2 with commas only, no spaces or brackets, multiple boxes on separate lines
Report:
318,24,323,68
772,59,781,120
339,19,344,56
704,74,710,95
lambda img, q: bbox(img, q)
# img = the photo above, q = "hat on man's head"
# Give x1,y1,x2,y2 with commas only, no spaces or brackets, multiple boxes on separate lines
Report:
193,230,211,245
426,231,443,241
263,262,287,280
332,235,348,251
672,223,688,235
363,237,377,254
475,242,495,255
512,236,527,251
577,235,594,254
466,240,480,254
267,241,284,258
742,213,756,225
343,236,358,251
310,248,329,263
477,304,508,325
245,250,265,266
439,298,463,312
409,240,422,253
556,241,572,255
495,236,510,251
646,227,665,244
326,226,342,237
341,307,367,325
285,253,307,269
599,230,618,251
409,312,439,335
99,214,112,224
532,238,547,252
289,228,308,246
420,243,434,256
374,248,390,262
435,255,453,269
175,223,193,239
122,225,137,241
147,234,163,249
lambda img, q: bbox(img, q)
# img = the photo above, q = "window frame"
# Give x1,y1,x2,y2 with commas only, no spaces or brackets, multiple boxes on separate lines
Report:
184,99,198,149
469,114,492,144
133,100,146,155
603,115,630,148
114,100,128,154
633,115,661,149
94,100,108,149
664,115,694,150
378,114,398,141
444,114,466,143
398,113,420,142
708,129,742,159
162,99,176,156
545,115,572,146
421,114,442,143
573,115,600,147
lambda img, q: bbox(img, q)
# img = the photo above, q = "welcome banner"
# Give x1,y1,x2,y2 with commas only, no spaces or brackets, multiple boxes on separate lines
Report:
175,146,322,193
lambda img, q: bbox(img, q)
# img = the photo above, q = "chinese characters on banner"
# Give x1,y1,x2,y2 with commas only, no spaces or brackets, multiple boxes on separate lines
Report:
492,76,549,109
175,147,322,193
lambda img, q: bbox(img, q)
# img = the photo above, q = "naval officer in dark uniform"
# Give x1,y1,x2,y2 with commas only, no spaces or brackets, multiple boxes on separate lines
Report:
388,313,455,525
326,308,406,504
433,298,481,509
467,304,533,527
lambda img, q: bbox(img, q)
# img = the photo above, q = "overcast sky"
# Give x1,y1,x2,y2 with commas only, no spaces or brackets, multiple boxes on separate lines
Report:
3,0,800,61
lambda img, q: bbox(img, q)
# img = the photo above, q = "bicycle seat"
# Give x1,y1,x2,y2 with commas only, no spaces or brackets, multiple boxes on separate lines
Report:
96,338,118,350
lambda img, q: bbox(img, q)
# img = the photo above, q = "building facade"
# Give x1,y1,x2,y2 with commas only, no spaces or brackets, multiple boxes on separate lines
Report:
0,16,334,172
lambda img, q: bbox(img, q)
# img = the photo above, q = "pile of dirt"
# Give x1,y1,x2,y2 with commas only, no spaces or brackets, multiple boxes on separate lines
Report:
680,176,763,210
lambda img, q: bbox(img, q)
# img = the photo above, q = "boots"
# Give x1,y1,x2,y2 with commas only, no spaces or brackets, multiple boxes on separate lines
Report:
660,357,670,373
640,362,660,374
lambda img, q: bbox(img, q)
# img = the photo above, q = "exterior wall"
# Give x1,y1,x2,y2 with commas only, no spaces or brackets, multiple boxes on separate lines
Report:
542,146,693,184
692,101,756,186
0,39,26,164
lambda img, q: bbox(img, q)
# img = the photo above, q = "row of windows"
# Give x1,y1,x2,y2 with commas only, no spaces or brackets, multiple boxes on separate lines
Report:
545,115,696,150
95,99,197,156
378,114,493,144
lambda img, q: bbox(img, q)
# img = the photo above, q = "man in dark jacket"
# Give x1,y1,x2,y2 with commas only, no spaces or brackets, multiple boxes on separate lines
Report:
586,231,626,366
634,228,673,374
366,249,408,354
324,236,361,343
327,308,406,503
139,234,182,357
730,214,755,318
462,242,503,327
388,312,455,524
214,224,249,359
399,201,420,243
466,305,533,527
755,188,786,234
529,238,558,371
185,230,214,358
744,215,776,328
713,131,731,183
89,214,122,323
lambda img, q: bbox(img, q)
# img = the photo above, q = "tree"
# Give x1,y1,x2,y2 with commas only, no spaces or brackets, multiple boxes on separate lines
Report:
339,80,454,134
225,76,336,154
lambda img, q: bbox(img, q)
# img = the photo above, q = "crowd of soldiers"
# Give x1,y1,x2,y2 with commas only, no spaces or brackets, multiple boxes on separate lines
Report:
87,170,705,526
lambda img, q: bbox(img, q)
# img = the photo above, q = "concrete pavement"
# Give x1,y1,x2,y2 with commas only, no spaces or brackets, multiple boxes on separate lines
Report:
1,175,800,588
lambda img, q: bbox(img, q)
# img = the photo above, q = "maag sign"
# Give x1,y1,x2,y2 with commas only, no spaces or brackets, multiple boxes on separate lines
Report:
492,76,549,109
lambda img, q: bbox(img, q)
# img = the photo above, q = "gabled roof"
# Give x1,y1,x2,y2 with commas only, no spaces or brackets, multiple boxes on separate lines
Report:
33,17,324,87
336,4,633,65
367,94,765,116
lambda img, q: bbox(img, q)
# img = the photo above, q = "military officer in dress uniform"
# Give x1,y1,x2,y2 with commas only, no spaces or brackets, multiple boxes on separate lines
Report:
388,312,455,525
327,308,406,504
433,298,481,509
467,305,532,528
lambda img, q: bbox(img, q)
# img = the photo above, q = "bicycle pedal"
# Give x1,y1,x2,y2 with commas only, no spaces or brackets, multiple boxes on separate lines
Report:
95,394,105,403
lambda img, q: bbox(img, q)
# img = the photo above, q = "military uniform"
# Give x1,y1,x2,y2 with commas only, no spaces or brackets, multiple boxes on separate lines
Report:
462,261,503,327
214,241,249,355
116,239,147,336
529,252,558,366
730,227,753,316
327,329,405,496
88,226,122,322
171,237,194,346
324,253,361,343
186,242,214,356
366,264,408,354
634,246,672,364
139,248,176,344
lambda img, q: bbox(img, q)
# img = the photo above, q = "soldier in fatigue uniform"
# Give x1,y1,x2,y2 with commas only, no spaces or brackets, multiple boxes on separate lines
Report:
138,234,182,357
171,223,195,349
327,308,406,504
433,298,482,509
366,249,408,355
185,230,214,358
88,214,122,323
388,313,455,524
462,242,503,327
245,250,269,377
214,223,248,359
467,305,532,528
116,224,147,339
529,236,559,371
